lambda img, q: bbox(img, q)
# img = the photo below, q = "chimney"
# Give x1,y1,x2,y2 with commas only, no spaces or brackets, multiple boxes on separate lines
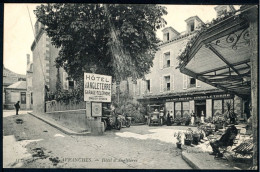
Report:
27,54,30,65
214,5,236,18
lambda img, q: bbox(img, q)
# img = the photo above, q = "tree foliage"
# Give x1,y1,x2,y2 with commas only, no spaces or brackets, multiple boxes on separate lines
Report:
34,4,167,82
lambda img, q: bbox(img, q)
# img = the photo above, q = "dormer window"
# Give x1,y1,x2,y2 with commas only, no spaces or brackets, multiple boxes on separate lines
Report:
185,16,204,33
162,27,180,42
190,21,195,32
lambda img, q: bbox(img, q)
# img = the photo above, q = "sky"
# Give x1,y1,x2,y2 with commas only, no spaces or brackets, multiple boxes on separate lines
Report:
3,4,239,75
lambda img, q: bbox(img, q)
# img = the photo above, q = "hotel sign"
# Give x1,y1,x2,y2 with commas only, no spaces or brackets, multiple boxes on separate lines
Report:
166,94,233,102
84,73,112,102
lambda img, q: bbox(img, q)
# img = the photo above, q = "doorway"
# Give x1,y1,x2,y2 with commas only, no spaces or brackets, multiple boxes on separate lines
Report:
195,100,206,117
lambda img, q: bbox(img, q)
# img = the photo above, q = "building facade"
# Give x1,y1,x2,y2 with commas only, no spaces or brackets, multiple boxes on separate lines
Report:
3,66,26,109
26,54,33,110
126,6,244,119
31,21,76,113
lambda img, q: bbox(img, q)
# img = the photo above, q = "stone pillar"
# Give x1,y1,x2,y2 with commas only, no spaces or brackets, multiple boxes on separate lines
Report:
86,102,104,135
189,100,195,113
206,99,212,118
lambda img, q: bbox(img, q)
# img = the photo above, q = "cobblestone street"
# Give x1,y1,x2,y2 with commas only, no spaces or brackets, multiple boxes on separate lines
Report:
3,111,192,169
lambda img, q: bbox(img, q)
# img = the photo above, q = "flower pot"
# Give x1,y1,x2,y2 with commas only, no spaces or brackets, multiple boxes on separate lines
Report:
176,142,182,149
184,139,192,146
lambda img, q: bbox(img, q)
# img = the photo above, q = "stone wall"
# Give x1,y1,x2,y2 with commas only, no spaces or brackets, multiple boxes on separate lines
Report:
43,110,88,132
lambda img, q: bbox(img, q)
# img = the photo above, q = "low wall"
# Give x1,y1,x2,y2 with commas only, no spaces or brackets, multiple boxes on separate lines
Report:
45,100,85,112
43,110,89,132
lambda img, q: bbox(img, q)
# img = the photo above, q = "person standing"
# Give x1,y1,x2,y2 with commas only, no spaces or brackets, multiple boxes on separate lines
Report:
191,111,195,125
14,101,20,115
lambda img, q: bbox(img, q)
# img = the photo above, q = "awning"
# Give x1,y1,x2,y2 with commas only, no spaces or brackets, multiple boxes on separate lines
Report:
177,6,257,98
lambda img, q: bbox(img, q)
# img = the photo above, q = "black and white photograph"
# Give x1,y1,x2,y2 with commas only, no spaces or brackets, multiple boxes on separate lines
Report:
2,2,258,170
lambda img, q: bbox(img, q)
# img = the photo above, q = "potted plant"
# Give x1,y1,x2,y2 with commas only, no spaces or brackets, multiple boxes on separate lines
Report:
197,127,204,140
174,117,182,125
184,128,193,145
185,115,191,126
192,130,200,145
174,131,182,149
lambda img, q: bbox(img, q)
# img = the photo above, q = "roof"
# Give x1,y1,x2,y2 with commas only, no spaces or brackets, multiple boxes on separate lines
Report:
162,27,180,35
6,81,27,90
3,66,26,78
185,16,204,25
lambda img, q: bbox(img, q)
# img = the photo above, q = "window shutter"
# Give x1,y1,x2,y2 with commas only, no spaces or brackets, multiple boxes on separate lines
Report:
63,72,68,90
171,74,174,90
196,79,201,87
171,50,174,67
183,74,187,89
160,77,163,92
160,53,163,69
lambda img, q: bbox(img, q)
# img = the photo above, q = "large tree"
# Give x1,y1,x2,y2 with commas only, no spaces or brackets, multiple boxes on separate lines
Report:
34,4,167,82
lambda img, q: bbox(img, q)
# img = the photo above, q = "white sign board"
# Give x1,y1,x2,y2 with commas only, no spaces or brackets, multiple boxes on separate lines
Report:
84,73,112,102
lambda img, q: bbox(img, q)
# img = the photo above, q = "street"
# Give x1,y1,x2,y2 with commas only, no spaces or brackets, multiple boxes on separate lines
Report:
3,111,192,169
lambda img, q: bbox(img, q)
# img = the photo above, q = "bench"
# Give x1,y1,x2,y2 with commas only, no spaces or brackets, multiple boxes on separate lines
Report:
232,138,253,158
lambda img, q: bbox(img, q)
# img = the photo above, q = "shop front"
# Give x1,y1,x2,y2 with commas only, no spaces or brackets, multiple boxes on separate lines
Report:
139,90,239,120
165,93,234,119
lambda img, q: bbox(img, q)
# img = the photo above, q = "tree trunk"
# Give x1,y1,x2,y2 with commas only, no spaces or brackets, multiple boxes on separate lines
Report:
248,6,258,169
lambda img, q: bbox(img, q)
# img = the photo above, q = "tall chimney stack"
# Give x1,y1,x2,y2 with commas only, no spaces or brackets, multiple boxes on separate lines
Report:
27,54,30,65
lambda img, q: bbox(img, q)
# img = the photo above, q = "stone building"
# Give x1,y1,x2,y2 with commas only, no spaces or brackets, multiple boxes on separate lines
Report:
26,54,33,110
119,5,246,120
31,21,75,113
3,66,26,109
3,54,34,110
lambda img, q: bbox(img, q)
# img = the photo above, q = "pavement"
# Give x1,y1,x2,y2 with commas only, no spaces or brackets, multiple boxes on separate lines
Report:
3,110,253,169
27,112,91,136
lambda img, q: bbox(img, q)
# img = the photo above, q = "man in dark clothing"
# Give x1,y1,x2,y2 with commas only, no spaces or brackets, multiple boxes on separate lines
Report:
14,101,20,115
209,124,238,157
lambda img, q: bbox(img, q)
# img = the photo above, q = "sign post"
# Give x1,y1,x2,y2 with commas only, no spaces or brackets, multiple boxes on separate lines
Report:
84,73,112,135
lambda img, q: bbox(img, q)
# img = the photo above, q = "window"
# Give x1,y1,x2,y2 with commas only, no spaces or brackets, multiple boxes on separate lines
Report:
164,76,170,91
163,52,170,68
69,80,74,90
190,22,195,32
188,77,196,88
31,92,33,104
146,80,150,92
21,92,26,104
166,32,170,41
